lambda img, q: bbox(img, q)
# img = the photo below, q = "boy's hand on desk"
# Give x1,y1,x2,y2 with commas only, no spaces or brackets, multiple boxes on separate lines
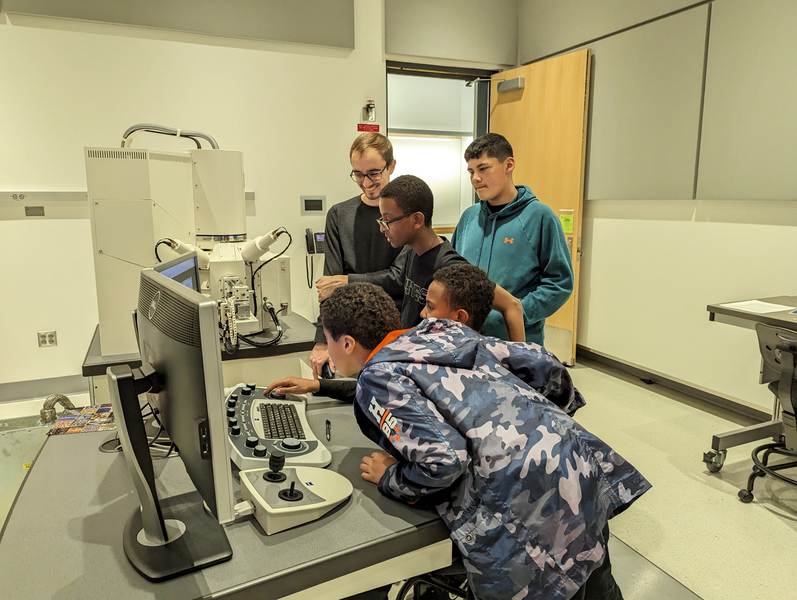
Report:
360,452,398,484
264,376,320,396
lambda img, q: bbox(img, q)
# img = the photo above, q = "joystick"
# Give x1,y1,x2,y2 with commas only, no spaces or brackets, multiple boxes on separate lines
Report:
267,390,286,400
278,481,303,502
239,456,354,535
263,450,287,482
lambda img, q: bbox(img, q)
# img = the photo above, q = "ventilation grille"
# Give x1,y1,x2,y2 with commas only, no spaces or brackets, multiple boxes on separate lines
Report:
86,149,147,160
139,277,201,347
148,152,191,164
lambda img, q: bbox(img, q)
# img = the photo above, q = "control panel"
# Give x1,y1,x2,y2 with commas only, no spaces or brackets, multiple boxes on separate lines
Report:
226,384,331,470
239,450,352,535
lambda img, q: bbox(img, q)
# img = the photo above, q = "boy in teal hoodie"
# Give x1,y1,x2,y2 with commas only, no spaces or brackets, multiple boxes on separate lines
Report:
451,133,573,345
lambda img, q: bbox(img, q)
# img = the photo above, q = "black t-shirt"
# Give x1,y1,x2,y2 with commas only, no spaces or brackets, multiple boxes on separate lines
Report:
323,196,402,280
400,238,468,328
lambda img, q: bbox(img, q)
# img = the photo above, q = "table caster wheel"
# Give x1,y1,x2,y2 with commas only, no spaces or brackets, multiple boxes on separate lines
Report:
703,449,726,473
738,489,754,503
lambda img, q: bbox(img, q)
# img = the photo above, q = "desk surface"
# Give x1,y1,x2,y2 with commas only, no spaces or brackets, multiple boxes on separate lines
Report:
707,295,797,331
82,313,318,377
0,400,450,600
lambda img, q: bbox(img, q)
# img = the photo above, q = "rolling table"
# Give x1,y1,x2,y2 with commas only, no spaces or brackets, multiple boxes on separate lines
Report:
0,396,451,600
703,296,797,472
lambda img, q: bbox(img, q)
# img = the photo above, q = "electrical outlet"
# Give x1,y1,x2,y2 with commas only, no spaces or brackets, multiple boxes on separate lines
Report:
37,331,57,347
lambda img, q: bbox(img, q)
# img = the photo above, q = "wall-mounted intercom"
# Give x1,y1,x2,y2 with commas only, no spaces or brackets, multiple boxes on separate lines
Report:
300,195,326,216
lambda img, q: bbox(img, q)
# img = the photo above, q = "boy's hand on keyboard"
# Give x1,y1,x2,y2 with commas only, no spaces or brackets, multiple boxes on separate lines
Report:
265,376,320,396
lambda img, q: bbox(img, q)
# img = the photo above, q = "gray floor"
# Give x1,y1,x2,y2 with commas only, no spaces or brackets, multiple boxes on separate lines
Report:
609,536,701,600
570,359,797,600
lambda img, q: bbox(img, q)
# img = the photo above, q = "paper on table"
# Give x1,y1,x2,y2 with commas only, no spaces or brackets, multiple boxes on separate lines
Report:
719,300,795,314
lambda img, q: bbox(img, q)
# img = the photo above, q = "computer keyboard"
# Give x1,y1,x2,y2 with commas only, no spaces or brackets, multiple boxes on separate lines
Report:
259,402,304,440
226,384,331,470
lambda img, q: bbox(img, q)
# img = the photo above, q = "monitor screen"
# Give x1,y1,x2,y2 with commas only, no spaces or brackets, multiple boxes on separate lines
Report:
153,251,200,293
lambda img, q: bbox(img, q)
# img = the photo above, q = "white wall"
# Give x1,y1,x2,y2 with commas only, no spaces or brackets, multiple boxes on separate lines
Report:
518,0,697,64
519,0,797,411
0,1,386,385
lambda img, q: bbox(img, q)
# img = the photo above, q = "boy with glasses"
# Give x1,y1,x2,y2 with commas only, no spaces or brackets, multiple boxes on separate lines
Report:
317,174,524,339
309,133,404,378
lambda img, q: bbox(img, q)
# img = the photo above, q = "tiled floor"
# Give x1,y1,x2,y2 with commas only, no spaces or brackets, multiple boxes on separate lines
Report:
570,359,796,600
2,365,795,600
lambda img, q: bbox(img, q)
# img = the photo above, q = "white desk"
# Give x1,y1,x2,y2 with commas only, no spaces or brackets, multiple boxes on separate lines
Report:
703,296,797,471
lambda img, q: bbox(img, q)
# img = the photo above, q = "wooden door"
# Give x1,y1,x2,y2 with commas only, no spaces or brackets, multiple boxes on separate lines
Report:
490,49,590,365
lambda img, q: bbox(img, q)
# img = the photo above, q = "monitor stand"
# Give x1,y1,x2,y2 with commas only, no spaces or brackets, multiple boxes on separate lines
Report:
123,490,232,581
109,365,232,581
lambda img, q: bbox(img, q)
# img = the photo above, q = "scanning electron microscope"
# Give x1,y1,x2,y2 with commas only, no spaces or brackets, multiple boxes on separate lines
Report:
85,124,292,356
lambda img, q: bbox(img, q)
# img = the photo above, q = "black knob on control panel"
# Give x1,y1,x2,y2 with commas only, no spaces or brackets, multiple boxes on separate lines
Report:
263,450,286,482
269,450,285,471
226,407,236,417
240,388,251,396
246,383,257,390
253,444,267,457
228,417,238,427
229,393,238,401
282,437,302,450
227,397,237,408
245,436,259,448
230,425,241,436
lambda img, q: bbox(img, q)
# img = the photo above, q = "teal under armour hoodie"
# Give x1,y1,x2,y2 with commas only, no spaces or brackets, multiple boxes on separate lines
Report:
451,185,573,345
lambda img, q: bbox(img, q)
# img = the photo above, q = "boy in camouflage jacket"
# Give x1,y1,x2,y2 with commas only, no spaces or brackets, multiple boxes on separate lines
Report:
320,274,651,600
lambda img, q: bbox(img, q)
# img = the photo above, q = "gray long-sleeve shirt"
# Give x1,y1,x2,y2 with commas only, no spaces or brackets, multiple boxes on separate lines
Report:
314,195,403,343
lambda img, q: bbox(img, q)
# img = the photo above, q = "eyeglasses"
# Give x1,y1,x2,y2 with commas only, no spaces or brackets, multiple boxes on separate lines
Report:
376,212,415,229
350,164,389,183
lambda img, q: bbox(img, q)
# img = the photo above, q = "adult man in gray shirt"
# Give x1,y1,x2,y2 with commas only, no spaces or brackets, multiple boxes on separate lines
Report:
310,133,403,377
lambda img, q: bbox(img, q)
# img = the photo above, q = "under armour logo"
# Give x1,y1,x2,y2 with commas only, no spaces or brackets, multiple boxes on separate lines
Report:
504,237,514,244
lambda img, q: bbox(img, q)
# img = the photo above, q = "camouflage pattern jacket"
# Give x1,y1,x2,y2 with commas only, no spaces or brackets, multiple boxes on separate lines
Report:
354,319,651,600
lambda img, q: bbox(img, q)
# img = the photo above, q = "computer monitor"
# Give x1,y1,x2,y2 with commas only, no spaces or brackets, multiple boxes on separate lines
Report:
153,251,201,292
108,263,234,581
